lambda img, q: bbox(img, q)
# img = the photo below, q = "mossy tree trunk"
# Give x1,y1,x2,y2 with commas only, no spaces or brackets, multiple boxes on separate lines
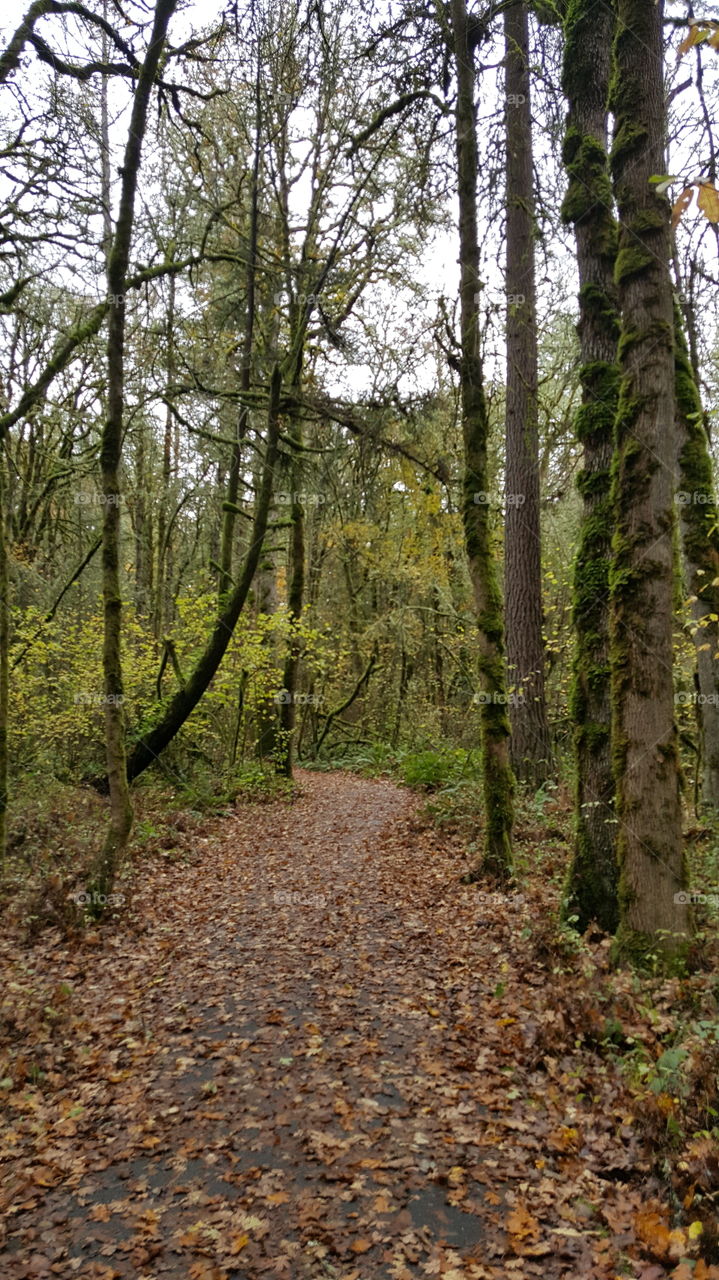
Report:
132,419,153,618
276,436,305,778
0,459,8,867
255,535,280,762
503,0,552,787
218,57,261,604
450,0,514,880
674,307,719,811
560,0,620,932
91,0,178,902
154,268,176,640
609,0,689,962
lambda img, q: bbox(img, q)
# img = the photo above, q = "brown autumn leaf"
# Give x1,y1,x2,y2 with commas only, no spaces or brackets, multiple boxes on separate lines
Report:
137,1207,162,1237
89,1204,113,1222
677,19,719,58
372,1191,394,1212
547,1124,581,1152
0,772,712,1280
188,1263,228,1280
677,23,707,58
635,1208,674,1258
507,1204,541,1241
671,186,694,230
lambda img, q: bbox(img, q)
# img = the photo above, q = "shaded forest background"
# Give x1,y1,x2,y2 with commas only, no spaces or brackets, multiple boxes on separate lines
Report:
0,0,718,959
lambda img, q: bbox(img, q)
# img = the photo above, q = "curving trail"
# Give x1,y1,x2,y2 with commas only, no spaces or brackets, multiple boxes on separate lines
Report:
0,771,682,1279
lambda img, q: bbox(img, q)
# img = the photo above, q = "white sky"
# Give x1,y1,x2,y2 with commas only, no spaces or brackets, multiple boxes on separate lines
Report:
1,0,717,413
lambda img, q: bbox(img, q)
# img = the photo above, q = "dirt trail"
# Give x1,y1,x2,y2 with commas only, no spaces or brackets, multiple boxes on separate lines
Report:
0,771,677,1279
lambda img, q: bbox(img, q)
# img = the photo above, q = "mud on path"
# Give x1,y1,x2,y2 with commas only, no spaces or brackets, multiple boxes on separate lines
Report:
0,771,681,1279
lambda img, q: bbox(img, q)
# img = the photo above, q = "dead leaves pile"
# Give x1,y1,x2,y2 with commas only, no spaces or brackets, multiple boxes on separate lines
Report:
0,770,717,1279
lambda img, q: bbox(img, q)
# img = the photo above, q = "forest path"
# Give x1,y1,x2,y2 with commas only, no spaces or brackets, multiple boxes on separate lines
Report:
1,771,677,1279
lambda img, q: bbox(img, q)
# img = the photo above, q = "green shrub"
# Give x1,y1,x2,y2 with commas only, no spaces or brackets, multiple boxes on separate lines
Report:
399,747,479,791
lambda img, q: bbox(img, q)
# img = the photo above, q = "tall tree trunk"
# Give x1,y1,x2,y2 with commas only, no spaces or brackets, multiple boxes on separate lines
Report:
450,0,514,879
503,0,552,787
218,57,261,601
674,306,719,810
0,460,8,866
99,0,113,269
392,646,413,748
277,446,305,777
155,270,175,639
90,0,178,900
255,524,279,762
133,420,153,617
609,0,689,962
560,0,620,932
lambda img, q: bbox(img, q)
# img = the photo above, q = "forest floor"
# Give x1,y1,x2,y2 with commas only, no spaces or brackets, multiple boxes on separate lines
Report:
0,770,717,1280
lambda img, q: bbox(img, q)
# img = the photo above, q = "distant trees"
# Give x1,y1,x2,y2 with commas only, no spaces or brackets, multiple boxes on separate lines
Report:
1,0,718,957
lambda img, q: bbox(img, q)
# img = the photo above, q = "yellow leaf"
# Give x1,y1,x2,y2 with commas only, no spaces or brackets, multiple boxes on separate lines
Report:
677,19,719,58
677,23,706,58
698,181,719,224
689,1220,704,1239
229,1232,249,1254
669,1227,688,1259
507,1204,541,1241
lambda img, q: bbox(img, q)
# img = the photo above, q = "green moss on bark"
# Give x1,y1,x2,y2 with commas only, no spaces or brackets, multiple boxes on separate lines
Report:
608,0,688,967
561,0,619,935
